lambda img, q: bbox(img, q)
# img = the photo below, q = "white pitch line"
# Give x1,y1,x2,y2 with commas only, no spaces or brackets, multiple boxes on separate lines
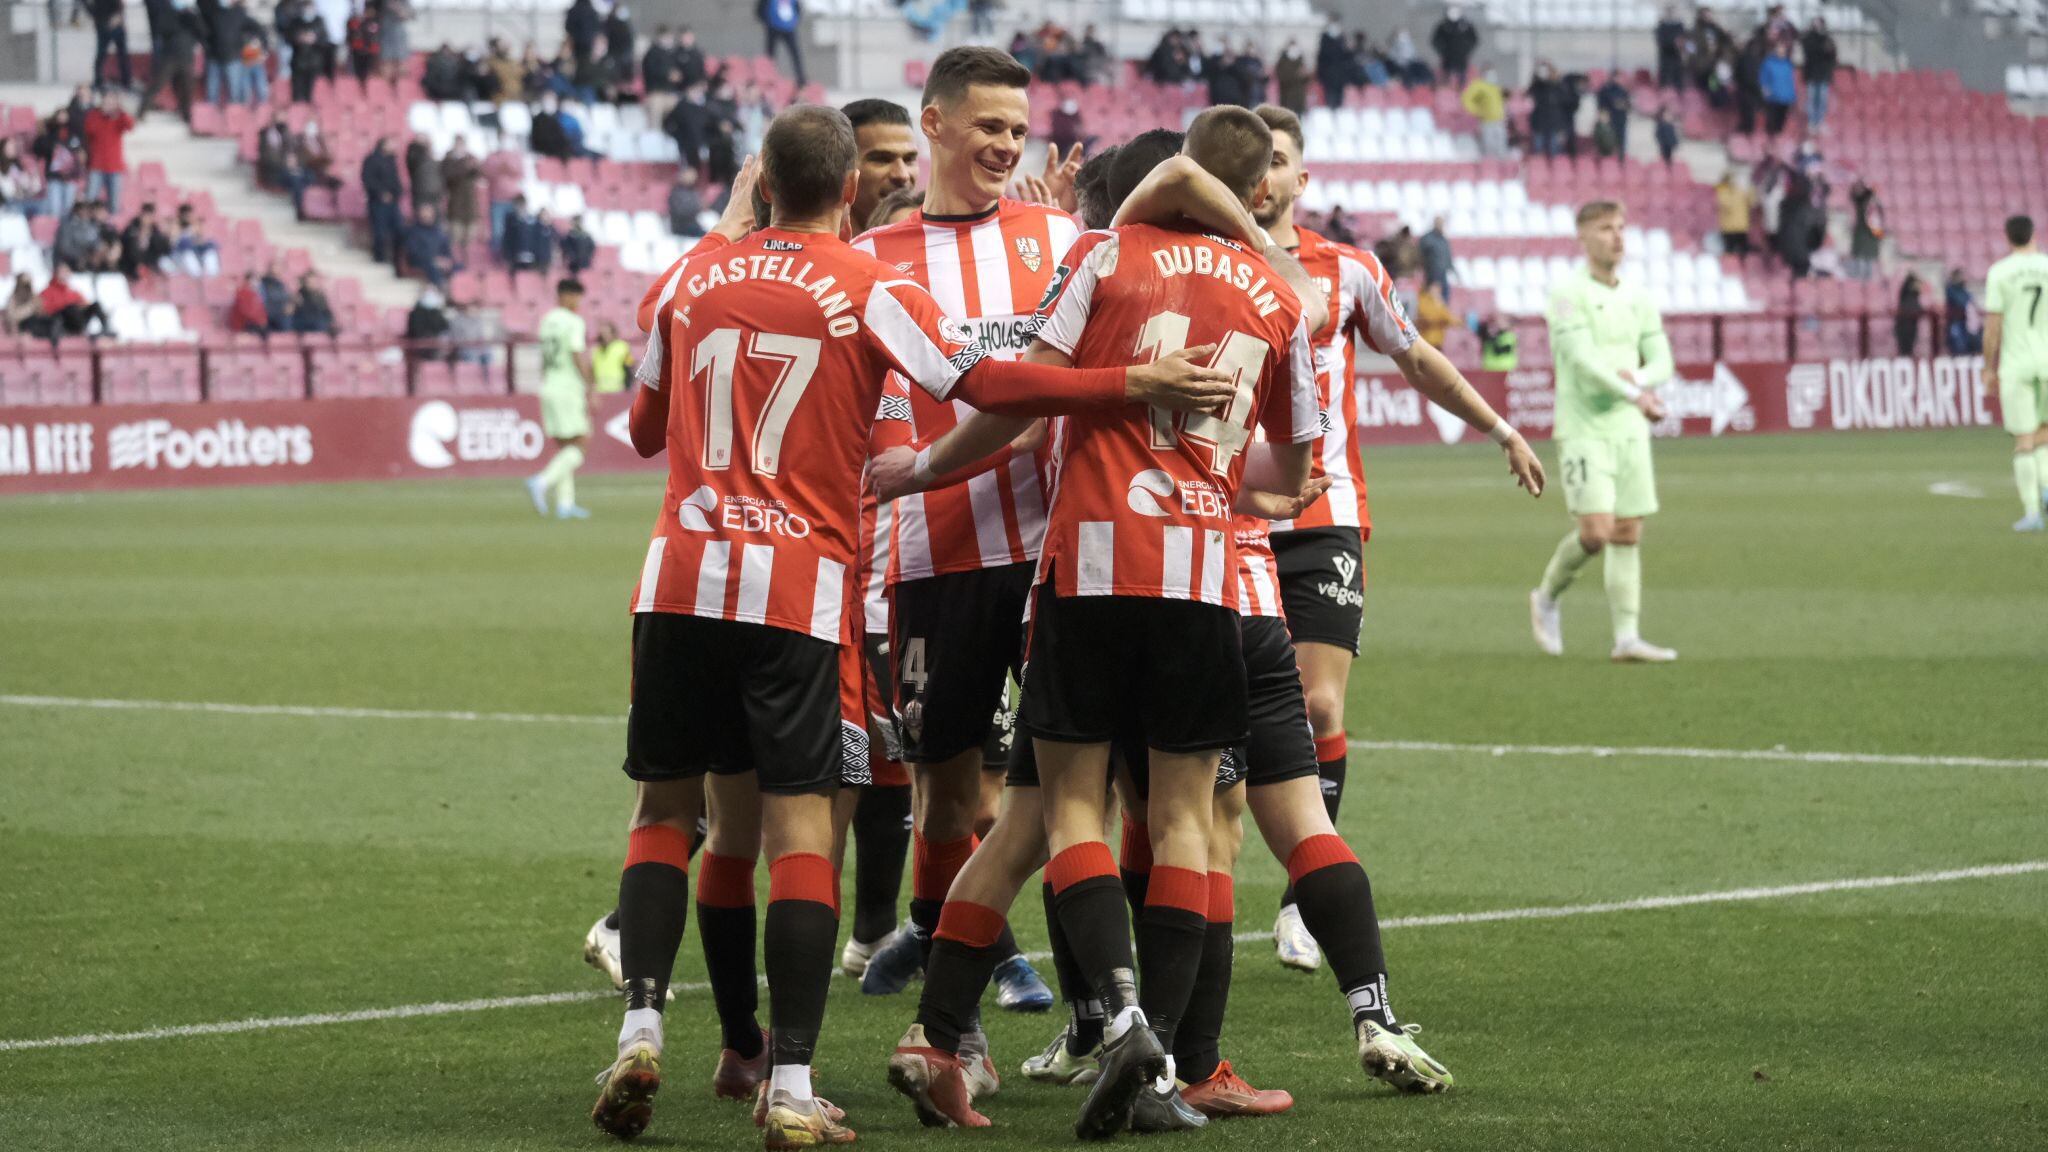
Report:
7,694,2046,771
1348,738,2048,771
3,860,2042,1055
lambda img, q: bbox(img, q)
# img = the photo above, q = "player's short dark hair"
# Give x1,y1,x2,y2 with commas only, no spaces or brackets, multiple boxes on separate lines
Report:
867,185,924,231
1254,104,1305,156
1106,130,1184,218
557,278,584,297
1577,200,1625,227
2007,215,2035,247
842,98,911,133
1183,105,1274,201
920,46,1032,109
762,104,857,219
1074,145,1121,230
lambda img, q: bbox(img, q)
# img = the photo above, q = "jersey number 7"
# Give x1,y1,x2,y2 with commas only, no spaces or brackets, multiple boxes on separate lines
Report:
1134,310,1270,474
690,328,819,477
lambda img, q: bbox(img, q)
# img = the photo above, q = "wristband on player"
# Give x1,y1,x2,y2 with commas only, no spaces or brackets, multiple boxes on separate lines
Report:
1487,419,1519,446
909,444,937,488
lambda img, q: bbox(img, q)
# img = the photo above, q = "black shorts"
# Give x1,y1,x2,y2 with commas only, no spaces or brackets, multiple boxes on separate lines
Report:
1117,617,1316,793
1271,526,1366,654
1018,584,1247,754
623,611,848,796
891,562,1032,765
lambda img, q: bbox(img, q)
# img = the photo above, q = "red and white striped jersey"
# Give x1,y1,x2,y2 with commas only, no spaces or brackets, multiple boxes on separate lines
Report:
629,227,987,644
1266,227,1417,540
1030,225,1319,606
1233,521,1285,618
853,198,1082,583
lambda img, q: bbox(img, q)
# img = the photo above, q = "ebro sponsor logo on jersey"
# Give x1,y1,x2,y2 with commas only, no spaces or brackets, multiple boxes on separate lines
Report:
674,483,811,538
407,401,544,469
1785,357,1995,432
1125,468,1229,518
108,418,313,472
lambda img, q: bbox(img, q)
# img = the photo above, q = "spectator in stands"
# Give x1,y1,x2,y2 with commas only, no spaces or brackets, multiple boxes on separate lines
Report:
1377,224,1420,281
259,263,295,331
199,0,240,106
483,152,523,249
1691,6,1730,95
592,321,631,392
702,82,742,185
561,217,595,276
501,197,545,274
1776,169,1819,278
88,0,132,90
1414,281,1453,348
641,28,682,130
1393,28,1433,88
377,0,413,84
1322,204,1357,247
1894,273,1924,356
1763,3,1796,49
1800,18,1837,131
295,272,335,334
170,203,221,276
1274,40,1310,115
1654,5,1688,91
1944,268,1978,355
405,132,445,219
1847,179,1884,281
1463,66,1508,159
405,284,449,353
119,201,171,279
1715,171,1753,258
1431,6,1479,89
345,2,380,88
1049,96,1087,159
1595,72,1631,160
1654,104,1681,166
1316,20,1351,107
0,139,43,215
34,108,85,222
605,5,636,82
529,94,577,162
80,89,133,215
1420,216,1455,303
257,112,291,186
403,203,456,289
1527,63,1571,157
668,168,704,236
1759,45,1796,137
1145,29,1193,85
283,4,335,103
1078,25,1110,86
5,274,40,336
36,264,110,340
361,136,404,265
56,199,104,271
447,297,496,364
442,138,481,253
1733,29,1767,134
564,0,601,64
422,43,466,100
1479,313,1519,370
235,13,273,105
758,0,805,87
294,118,340,193
674,26,708,90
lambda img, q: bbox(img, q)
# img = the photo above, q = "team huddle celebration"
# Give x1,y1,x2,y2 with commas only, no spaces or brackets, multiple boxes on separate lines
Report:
569,43,1602,1148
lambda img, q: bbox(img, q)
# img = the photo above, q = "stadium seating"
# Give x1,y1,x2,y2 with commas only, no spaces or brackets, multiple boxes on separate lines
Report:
1472,0,1870,32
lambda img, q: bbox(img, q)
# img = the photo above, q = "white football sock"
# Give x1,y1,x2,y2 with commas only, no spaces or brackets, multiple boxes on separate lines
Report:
769,1063,813,1101
618,1007,662,1055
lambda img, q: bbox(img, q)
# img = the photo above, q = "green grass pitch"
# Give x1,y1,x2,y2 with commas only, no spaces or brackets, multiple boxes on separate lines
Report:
2,429,2044,1151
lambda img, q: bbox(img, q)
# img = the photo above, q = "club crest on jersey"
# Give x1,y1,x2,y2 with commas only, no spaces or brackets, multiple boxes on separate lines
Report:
1015,236,1043,273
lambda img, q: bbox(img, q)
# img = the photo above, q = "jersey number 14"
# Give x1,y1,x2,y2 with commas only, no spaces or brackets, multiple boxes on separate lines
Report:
1135,310,1268,474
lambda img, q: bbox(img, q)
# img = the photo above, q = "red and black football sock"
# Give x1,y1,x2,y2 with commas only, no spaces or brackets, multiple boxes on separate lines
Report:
764,852,839,1066
851,783,911,945
1135,865,1208,1057
1043,880,1105,1053
1119,817,1153,910
1286,833,1397,1029
696,851,765,1058
1171,872,1235,1086
603,815,706,934
617,824,692,1012
913,900,1008,1055
1047,842,1140,1025
909,831,977,963
1280,735,1349,909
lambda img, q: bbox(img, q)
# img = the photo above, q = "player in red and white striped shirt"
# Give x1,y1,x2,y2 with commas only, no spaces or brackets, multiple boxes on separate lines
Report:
841,46,1084,1013
588,104,1237,1150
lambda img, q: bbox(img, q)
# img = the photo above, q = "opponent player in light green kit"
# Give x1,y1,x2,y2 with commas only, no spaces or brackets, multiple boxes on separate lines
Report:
1529,201,1678,662
1981,215,2048,532
527,277,594,520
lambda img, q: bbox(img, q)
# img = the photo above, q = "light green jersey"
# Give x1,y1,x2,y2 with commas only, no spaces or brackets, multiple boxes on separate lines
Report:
1984,250,2048,378
538,306,588,393
1546,268,1671,440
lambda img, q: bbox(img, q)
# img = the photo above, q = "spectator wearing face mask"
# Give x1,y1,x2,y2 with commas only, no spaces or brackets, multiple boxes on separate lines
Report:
1431,6,1479,88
